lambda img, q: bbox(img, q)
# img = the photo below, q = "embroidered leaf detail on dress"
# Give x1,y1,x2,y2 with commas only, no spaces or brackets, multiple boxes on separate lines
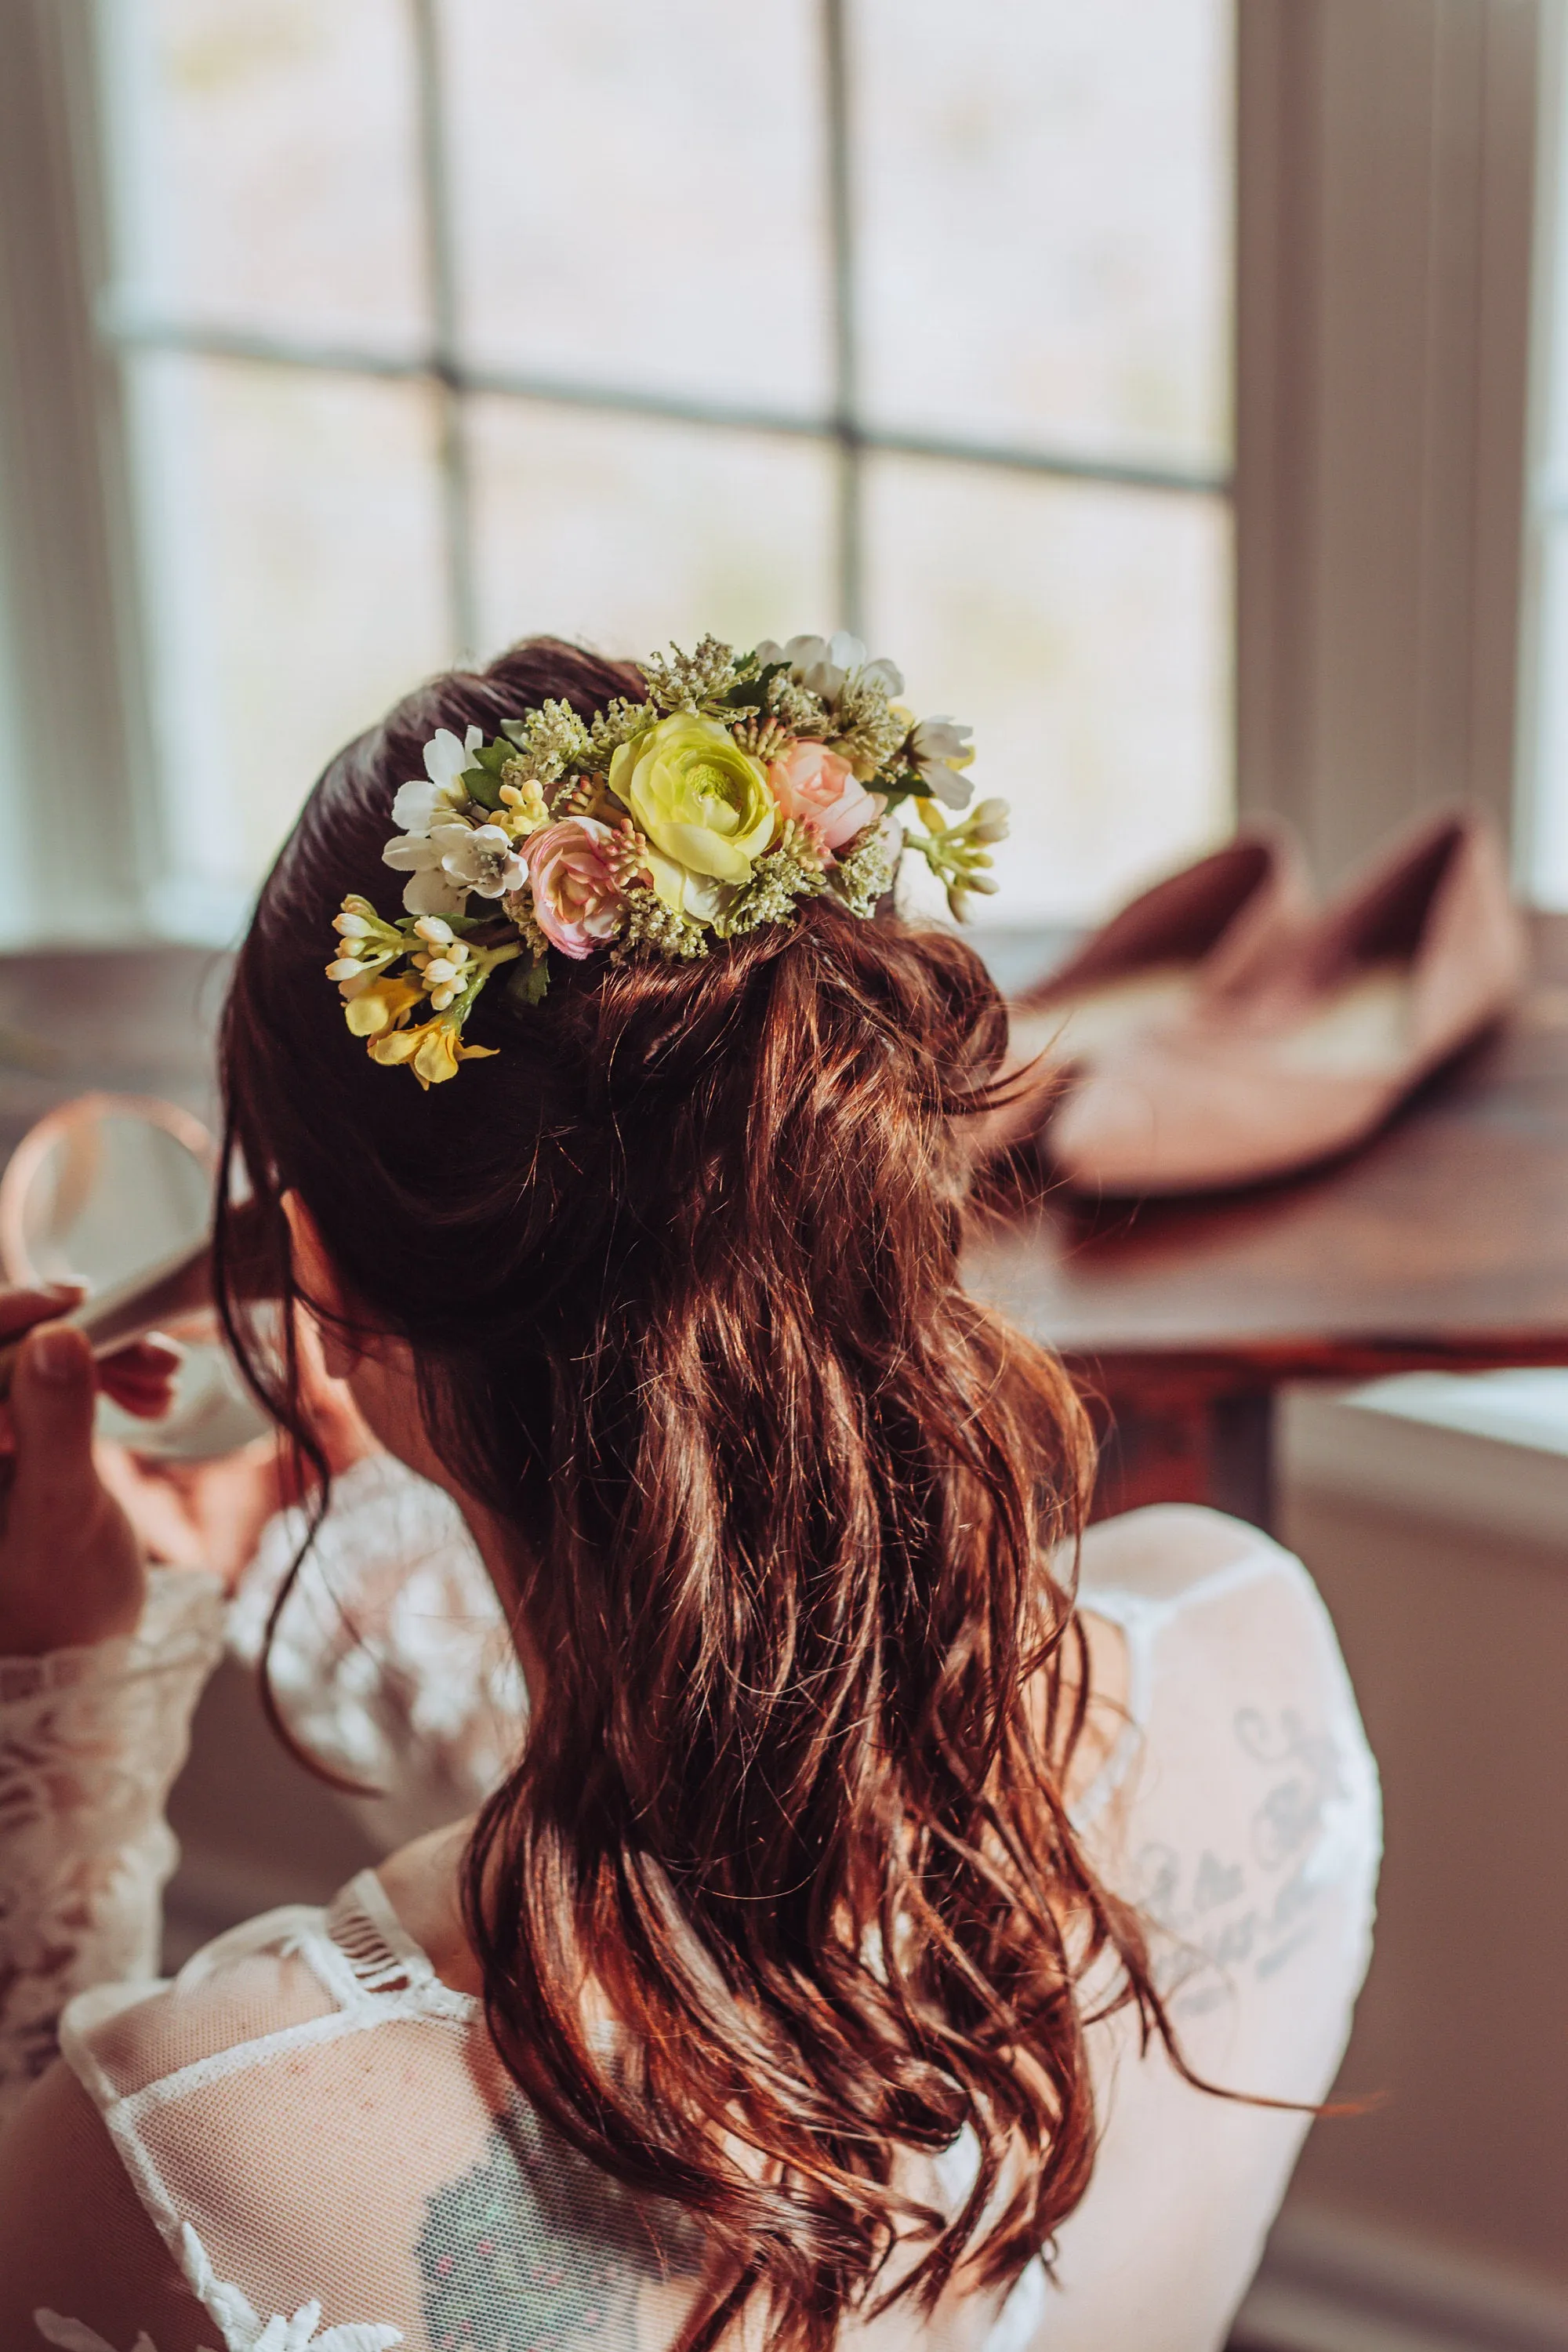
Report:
252,2320,403,2352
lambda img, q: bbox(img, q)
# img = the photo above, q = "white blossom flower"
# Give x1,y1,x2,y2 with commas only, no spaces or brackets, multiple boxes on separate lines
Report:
755,633,903,703
390,724,482,837
907,715,975,808
439,821,527,899
381,821,477,917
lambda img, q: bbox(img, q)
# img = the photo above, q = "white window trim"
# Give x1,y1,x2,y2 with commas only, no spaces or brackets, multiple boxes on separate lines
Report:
1236,0,1541,893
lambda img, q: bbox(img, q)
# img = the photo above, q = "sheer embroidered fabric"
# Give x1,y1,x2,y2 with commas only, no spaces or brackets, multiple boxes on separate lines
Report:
0,1570,225,2131
224,1454,525,1851
2,1483,1379,2351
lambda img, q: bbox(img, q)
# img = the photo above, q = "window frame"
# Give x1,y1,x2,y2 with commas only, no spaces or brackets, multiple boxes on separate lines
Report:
1236,0,1541,894
2,0,1232,943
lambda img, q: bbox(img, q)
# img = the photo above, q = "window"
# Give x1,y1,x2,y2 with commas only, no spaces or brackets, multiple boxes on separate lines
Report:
87,0,1234,938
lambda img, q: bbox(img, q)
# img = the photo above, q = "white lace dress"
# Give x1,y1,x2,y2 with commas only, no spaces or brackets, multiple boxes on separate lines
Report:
0,1466,1380,2352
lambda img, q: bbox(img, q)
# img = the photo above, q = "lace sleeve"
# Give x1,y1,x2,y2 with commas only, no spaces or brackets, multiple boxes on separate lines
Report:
226,1456,524,1849
0,1571,226,2127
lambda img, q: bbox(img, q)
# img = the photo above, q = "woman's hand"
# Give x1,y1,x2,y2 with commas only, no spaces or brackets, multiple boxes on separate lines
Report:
0,1286,183,1656
96,1306,379,1595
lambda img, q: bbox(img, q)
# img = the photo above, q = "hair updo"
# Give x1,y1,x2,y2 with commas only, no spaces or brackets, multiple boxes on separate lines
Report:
215,638,1171,2352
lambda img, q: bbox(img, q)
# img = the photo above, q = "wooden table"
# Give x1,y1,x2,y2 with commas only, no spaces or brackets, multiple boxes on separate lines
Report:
4,926,1568,1534
964,913,1568,1526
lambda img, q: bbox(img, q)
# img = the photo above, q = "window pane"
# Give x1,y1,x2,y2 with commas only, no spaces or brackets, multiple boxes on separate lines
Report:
851,0,1232,472
468,402,837,669
126,356,451,927
445,0,831,414
100,0,428,354
864,458,1232,922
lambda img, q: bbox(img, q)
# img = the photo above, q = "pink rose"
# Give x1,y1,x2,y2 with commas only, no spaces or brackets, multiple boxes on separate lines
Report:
524,817,626,960
767,742,886,851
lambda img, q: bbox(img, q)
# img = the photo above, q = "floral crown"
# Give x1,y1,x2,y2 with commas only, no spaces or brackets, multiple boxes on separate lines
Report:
328,632,1008,1086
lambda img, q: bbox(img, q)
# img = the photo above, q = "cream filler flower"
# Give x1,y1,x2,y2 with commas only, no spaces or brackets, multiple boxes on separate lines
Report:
608,713,776,912
909,795,1010,919
408,914,474,1011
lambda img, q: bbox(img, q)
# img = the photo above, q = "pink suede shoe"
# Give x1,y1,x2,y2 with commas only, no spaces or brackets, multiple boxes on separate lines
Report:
1051,810,1527,1198
979,829,1311,1151
1010,827,1311,1065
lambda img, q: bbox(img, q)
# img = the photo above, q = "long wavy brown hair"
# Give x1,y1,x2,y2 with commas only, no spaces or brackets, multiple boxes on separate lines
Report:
216,639,1177,2350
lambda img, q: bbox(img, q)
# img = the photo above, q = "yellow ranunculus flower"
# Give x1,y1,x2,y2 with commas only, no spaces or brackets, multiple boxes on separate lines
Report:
609,714,775,890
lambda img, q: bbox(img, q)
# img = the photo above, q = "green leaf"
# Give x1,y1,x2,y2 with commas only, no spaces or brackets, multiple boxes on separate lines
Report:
503,956,550,1010
461,763,505,811
715,660,787,712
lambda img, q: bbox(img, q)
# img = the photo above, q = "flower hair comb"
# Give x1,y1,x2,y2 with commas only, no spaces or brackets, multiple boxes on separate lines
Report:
327,632,1009,1086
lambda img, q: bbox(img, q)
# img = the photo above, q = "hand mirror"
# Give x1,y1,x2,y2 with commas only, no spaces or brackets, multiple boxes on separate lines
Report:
0,1092,271,1457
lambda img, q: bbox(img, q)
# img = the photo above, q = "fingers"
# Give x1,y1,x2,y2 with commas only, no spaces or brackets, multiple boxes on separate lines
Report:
100,1334,183,1421
0,1281,84,1345
9,1322,100,1531
97,1432,285,1588
0,1334,182,1454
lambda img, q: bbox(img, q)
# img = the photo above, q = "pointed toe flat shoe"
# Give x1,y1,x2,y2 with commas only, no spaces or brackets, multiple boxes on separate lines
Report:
1051,809,1527,1198
978,829,1311,1153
